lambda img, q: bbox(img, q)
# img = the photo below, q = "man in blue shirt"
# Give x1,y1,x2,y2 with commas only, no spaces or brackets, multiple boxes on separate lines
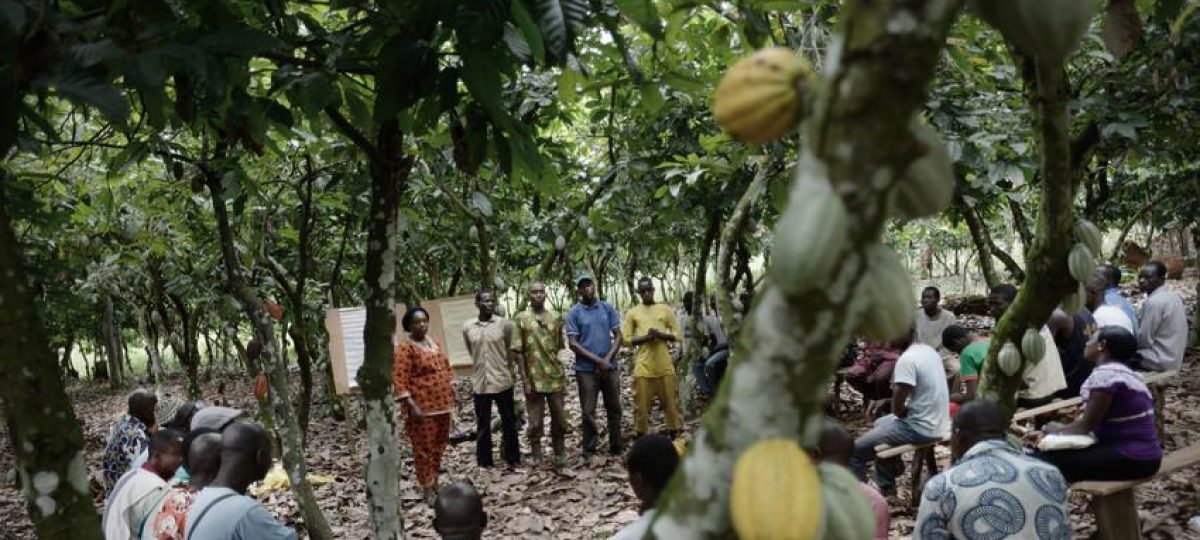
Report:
1096,263,1139,335
566,273,624,459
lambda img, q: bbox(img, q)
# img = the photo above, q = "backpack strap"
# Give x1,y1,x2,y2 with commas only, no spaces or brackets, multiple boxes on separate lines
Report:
184,492,238,540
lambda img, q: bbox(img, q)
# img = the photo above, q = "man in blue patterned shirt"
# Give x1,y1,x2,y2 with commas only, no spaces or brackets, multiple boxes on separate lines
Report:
915,400,1071,539
102,389,157,492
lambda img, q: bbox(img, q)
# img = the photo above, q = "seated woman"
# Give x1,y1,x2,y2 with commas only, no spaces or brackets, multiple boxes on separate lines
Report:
1028,326,1162,483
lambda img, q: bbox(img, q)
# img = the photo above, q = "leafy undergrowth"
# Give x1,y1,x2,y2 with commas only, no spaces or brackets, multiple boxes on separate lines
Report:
0,280,1197,538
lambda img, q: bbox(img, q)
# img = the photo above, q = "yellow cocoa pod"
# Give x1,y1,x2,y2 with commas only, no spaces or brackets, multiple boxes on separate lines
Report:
997,341,1023,376
713,47,813,144
1020,327,1045,365
771,171,848,295
892,120,956,220
817,463,877,540
731,438,823,540
859,244,916,342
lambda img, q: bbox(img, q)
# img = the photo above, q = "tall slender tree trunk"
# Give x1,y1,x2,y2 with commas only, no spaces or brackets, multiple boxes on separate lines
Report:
203,166,334,540
960,198,1002,287
103,294,125,388
0,173,102,539
679,214,721,412
137,306,165,382
355,118,411,539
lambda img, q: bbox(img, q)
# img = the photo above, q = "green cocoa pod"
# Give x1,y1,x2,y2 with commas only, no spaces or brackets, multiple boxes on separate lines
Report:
772,172,848,295
997,341,1023,376
554,235,566,251
1075,219,1102,258
972,0,1095,63
1061,283,1085,313
1068,242,1097,283
893,121,956,221
817,462,876,540
859,244,915,341
1021,328,1045,365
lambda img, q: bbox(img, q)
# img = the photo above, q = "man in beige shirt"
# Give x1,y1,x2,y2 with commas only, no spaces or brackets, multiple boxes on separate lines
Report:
462,290,520,467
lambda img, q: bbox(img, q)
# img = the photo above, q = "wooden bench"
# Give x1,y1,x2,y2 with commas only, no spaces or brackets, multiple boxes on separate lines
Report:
1072,443,1200,540
1009,370,1176,426
873,435,951,508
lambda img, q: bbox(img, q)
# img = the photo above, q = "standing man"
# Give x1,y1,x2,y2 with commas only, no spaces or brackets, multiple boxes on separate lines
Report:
914,286,958,378
988,284,1067,407
463,290,520,468
1096,262,1139,335
566,273,624,459
915,400,1070,539
512,282,568,468
622,277,684,438
184,422,296,539
851,329,950,493
1135,260,1188,372
104,389,158,491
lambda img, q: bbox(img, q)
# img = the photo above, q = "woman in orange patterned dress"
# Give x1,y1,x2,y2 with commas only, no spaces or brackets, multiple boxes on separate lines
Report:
394,306,456,504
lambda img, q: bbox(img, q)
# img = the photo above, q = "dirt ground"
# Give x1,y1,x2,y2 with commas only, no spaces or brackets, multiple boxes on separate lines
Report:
1,280,1198,539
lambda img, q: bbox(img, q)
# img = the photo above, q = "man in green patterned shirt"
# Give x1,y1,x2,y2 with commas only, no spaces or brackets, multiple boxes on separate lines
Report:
512,282,569,467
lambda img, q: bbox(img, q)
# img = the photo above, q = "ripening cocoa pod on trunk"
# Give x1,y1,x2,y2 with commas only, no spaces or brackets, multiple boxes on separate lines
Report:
731,438,823,540
859,244,916,342
1021,327,1045,365
771,173,848,295
998,341,1023,376
713,47,813,144
892,121,956,220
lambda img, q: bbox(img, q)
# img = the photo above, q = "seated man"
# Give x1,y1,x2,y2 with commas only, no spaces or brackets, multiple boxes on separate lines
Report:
811,423,889,540
104,389,158,491
851,329,950,494
988,284,1067,407
915,401,1070,539
610,434,680,539
941,325,989,407
841,340,901,407
185,422,296,540
1096,262,1139,335
434,481,488,540
1135,260,1187,372
102,428,184,540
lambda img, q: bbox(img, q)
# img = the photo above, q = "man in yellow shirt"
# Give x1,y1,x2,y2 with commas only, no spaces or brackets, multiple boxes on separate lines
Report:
622,277,683,437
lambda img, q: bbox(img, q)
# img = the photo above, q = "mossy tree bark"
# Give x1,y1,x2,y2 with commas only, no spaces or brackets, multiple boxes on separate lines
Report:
715,164,765,334
979,57,1085,415
649,2,966,535
0,172,102,539
960,195,1003,288
203,165,334,540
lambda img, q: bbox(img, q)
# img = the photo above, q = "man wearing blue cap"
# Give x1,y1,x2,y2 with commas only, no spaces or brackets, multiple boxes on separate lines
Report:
566,273,624,459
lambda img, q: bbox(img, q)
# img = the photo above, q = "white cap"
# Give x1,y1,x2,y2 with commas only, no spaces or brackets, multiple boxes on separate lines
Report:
1094,305,1134,334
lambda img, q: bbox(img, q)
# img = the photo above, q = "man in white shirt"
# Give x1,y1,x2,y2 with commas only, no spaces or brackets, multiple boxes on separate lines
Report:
851,330,950,493
1135,261,1187,372
915,286,958,377
610,434,679,539
103,429,183,540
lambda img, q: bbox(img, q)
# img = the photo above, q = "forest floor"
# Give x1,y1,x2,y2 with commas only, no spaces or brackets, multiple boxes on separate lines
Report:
1,280,1198,539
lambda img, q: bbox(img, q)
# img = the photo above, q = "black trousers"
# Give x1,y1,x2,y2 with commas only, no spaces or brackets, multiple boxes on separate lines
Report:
474,388,520,467
576,369,623,455
1035,443,1161,483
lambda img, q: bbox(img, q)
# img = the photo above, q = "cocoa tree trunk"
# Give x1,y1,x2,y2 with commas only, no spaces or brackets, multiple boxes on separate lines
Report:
103,294,125,387
960,197,1003,288
979,55,1084,414
679,214,721,413
0,173,102,539
203,165,334,540
649,1,964,535
716,165,765,336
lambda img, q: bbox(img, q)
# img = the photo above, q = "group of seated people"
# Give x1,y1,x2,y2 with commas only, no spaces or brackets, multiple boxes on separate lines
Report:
841,260,1188,537
101,393,298,540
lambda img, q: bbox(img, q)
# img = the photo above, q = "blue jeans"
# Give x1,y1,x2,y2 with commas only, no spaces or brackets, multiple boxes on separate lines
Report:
704,347,730,393
850,414,937,490
692,356,714,396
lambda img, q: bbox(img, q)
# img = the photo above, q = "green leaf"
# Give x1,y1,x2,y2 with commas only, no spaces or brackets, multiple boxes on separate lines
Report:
511,0,546,64
615,0,663,39
640,82,663,113
530,0,589,62
195,26,283,56
52,73,129,122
